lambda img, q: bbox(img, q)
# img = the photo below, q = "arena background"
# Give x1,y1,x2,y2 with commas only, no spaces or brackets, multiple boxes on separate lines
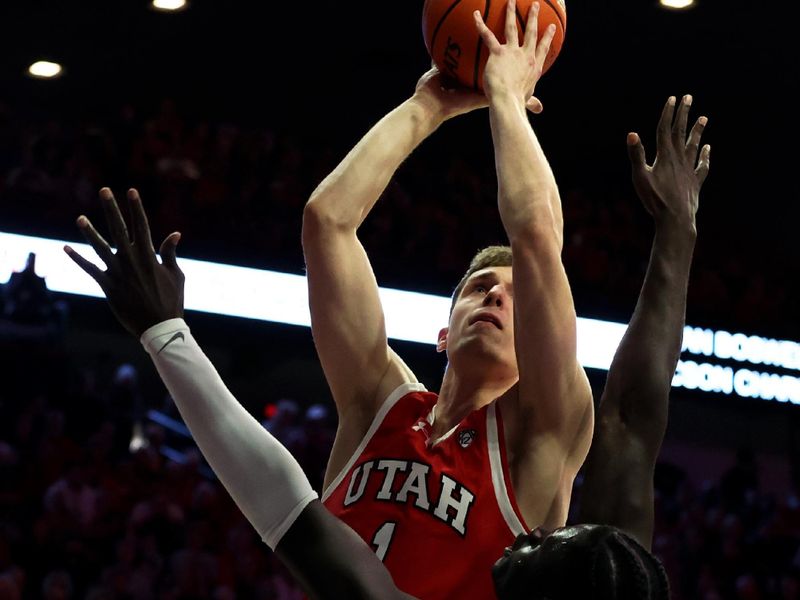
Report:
0,1,798,598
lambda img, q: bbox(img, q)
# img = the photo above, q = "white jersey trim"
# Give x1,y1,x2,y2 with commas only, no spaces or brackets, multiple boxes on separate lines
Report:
321,382,428,501
424,403,460,448
487,402,527,536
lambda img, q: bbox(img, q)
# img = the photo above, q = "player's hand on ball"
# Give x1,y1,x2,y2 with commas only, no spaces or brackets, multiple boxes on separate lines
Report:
413,64,543,118
64,187,185,337
412,65,489,121
627,95,711,230
473,0,555,106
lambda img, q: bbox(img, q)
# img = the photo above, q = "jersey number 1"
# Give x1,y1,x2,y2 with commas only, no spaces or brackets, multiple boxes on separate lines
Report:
371,521,397,561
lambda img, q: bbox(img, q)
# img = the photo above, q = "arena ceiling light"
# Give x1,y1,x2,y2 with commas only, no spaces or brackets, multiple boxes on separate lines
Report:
2,230,798,404
28,61,63,79
152,0,188,11
659,0,695,9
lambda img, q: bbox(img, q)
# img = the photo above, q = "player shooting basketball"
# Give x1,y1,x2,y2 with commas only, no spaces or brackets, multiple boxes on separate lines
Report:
63,87,710,599
300,2,590,596
64,0,709,595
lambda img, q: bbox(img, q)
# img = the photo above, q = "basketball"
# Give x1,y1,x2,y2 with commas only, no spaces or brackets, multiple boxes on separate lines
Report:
422,0,566,92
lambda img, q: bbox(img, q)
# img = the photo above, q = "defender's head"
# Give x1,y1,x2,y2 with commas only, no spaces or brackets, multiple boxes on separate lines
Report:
493,524,669,600
439,246,517,380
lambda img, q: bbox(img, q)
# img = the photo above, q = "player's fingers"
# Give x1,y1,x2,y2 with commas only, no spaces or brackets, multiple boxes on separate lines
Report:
656,96,676,156
534,23,556,69
128,188,156,257
158,232,182,272
673,94,692,147
695,144,711,186
526,96,544,114
627,132,648,171
99,187,131,251
505,0,519,46
523,1,541,52
473,10,502,52
685,116,708,165
64,245,109,287
76,215,115,266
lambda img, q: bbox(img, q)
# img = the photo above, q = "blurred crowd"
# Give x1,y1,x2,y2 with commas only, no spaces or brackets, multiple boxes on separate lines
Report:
0,296,335,599
0,98,795,338
0,278,797,599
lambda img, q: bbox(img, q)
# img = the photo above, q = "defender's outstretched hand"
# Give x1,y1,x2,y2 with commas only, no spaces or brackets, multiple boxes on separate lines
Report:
473,0,555,108
64,187,184,336
628,95,711,228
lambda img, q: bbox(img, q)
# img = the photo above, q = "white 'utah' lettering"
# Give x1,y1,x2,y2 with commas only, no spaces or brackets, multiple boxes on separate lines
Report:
342,459,475,535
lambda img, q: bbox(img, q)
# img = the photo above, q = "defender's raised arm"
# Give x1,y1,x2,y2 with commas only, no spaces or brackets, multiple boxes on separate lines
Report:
579,95,711,549
65,188,412,600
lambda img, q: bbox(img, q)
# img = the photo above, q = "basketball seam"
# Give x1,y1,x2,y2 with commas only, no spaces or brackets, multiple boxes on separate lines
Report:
541,0,566,32
519,1,566,34
473,0,492,91
430,0,465,58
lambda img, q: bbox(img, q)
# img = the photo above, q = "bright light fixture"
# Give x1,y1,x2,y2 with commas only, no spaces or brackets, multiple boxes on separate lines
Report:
659,0,695,9
152,0,187,11
1,230,798,404
28,61,63,79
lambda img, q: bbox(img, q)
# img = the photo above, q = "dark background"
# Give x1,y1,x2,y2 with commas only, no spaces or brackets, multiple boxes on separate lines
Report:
0,0,795,219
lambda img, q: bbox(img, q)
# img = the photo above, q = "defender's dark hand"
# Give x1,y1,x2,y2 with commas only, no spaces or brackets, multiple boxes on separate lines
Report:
64,187,185,337
627,95,711,231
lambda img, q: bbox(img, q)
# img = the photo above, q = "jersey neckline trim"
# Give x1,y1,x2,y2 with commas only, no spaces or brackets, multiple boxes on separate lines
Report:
417,402,461,448
321,381,428,501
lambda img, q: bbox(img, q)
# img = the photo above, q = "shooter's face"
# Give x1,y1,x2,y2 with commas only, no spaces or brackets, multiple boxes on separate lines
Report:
443,267,518,376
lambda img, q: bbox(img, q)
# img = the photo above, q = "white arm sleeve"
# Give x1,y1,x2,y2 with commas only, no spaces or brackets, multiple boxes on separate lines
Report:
141,318,317,549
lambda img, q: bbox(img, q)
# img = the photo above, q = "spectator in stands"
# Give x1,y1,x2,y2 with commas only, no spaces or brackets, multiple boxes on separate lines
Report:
262,398,306,457
41,569,73,600
3,253,52,325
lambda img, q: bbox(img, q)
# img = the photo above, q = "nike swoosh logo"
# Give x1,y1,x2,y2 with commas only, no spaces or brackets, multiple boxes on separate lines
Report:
157,332,185,354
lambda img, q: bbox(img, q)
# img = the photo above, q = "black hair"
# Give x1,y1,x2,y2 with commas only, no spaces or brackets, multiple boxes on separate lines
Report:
590,528,670,600
494,525,670,600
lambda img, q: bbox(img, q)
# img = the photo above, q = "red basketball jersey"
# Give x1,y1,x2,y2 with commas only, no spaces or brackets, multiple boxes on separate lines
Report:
322,383,529,600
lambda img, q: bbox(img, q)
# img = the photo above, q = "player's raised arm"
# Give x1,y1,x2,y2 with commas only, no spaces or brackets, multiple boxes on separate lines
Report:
301,71,486,421
65,189,412,600
579,96,711,549
474,0,592,491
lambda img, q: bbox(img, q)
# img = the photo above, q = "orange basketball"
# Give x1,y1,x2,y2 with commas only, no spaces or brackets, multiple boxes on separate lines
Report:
422,0,566,92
